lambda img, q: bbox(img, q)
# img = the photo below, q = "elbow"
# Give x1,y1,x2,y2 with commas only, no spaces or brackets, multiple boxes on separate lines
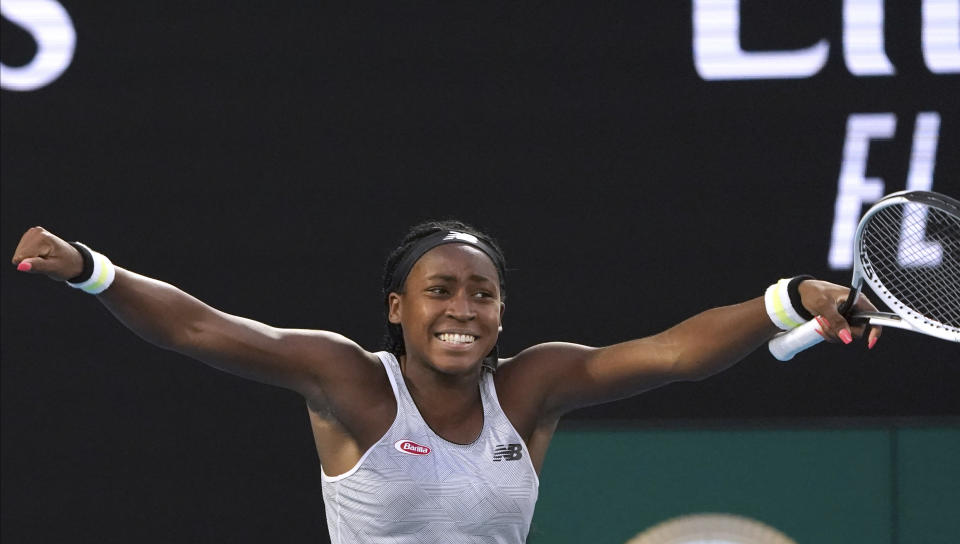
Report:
131,325,190,353
165,318,208,353
139,310,208,353
646,334,697,382
665,343,718,383
656,330,732,383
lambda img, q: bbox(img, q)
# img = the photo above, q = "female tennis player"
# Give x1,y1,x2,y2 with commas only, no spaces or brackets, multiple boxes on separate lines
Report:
12,221,880,543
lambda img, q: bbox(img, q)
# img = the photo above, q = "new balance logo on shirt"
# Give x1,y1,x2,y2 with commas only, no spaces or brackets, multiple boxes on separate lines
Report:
492,444,522,461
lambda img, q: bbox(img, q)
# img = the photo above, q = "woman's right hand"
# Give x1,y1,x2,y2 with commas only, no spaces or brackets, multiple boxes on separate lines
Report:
11,227,84,282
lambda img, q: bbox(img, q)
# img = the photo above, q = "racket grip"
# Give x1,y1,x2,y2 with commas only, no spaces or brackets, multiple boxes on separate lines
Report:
768,319,825,361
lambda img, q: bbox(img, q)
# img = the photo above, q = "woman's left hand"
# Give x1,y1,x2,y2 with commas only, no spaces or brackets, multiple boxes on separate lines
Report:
797,279,882,349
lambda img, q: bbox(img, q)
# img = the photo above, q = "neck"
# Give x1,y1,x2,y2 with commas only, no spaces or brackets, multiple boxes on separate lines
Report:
399,354,483,435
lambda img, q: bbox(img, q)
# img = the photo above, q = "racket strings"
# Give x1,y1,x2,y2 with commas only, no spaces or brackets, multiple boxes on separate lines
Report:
862,204,960,329
894,207,960,323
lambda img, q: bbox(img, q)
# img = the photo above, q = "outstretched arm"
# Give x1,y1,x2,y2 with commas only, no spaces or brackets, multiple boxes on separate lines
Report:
505,281,882,418
11,227,380,406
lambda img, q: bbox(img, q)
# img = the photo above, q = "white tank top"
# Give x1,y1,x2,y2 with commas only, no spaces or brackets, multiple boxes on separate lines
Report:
321,351,539,543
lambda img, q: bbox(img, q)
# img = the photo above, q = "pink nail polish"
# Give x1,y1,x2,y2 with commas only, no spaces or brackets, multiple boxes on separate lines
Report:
839,329,853,344
17,262,31,272
815,328,826,338
868,337,878,350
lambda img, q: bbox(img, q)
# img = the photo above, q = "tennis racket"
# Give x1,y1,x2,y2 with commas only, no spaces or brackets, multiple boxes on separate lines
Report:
769,190,960,361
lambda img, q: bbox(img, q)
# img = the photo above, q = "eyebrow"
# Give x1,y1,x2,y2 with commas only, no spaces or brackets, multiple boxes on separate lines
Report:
426,273,495,284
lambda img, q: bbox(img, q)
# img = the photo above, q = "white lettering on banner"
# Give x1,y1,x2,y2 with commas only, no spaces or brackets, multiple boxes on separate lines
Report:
924,0,960,73
899,113,943,267
828,113,945,270
844,0,895,75
906,113,940,195
693,0,960,80
692,0,828,80
0,0,76,91
828,114,896,269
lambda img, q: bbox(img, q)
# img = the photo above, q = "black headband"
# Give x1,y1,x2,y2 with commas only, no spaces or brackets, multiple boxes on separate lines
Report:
387,230,503,295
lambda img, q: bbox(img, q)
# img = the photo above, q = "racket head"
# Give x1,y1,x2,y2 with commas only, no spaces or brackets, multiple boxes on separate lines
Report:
853,190,960,342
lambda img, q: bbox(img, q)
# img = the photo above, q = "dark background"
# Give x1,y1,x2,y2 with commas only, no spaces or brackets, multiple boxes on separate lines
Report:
2,1,958,542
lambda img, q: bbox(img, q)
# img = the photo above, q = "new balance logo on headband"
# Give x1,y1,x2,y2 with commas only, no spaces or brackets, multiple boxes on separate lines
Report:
443,231,480,244
492,444,523,462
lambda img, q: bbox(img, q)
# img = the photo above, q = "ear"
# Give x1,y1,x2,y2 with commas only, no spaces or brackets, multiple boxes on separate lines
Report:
498,302,506,331
388,292,403,324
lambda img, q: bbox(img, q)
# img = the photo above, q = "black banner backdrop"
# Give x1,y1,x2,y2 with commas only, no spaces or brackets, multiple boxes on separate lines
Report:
2,1,958,541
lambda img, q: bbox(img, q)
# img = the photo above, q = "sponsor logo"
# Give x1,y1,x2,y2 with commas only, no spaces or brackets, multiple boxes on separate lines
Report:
492,443,523,462
394,440,431,456
443,231,479,244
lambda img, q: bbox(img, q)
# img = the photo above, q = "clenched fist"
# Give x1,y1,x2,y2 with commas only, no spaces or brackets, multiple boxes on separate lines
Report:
11,227,84,282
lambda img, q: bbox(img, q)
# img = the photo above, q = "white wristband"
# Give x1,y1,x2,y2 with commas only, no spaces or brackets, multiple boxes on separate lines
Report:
66,243,116,294
764,278,807,330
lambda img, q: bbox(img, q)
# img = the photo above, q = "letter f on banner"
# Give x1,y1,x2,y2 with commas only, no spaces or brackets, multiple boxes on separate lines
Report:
828,113,895,269
827,113,944,270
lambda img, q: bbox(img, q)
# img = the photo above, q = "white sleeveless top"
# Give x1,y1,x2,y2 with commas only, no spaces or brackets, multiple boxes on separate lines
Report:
321,351,539,543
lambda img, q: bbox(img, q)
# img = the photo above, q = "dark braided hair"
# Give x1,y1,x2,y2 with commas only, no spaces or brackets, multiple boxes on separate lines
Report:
382,220,507,357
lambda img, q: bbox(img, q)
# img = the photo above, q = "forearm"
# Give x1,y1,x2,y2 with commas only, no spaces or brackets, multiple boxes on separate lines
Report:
12,227,369,399
96,268,316,389
13,227,219,353
538,279,876,415
587,297,778,389
655,296,779,380
97,268,214,351
542,297,779,413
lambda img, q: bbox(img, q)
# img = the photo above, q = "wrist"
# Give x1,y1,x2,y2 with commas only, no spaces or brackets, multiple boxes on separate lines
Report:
786,275,816,321
764,275,815,330
65,242,116,294
66,242,92,283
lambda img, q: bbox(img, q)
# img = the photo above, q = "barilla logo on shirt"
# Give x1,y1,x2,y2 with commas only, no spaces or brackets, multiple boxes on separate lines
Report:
394,440,431,456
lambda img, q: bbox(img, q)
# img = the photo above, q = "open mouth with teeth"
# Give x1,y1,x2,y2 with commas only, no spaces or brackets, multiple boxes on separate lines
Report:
435,333,477,345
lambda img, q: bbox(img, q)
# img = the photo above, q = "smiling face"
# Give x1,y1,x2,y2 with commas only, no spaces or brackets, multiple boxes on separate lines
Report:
387,243,504,376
